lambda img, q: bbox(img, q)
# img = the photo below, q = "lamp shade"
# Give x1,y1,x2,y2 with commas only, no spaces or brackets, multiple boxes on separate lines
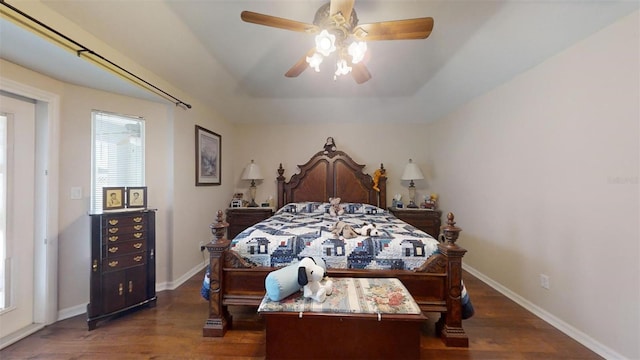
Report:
401,159,424,181
242,160,263,180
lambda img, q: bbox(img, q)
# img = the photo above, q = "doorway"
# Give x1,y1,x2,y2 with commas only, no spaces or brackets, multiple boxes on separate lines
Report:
0,93,36,340
0,80,59,349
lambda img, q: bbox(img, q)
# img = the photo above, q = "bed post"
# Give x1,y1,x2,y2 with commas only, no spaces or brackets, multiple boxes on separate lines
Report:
277,163,285,209
438,212,469,347
377,164,387,209
203,210,231,337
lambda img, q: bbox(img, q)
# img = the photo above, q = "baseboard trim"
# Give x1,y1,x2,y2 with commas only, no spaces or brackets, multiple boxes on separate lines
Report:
163,261,208,291
0,323,45,350
463,264,625,360
57,303,87,322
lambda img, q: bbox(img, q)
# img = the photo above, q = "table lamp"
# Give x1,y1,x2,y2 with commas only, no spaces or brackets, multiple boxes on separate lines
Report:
401,159,424,208
242,160,263,207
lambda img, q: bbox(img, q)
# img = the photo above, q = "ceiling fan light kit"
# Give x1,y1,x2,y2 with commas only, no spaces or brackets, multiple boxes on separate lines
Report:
241,0,434,84
315,29,337,57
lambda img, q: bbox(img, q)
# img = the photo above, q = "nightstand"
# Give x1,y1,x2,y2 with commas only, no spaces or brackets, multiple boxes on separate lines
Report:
226,207,274,239
388,207,442,238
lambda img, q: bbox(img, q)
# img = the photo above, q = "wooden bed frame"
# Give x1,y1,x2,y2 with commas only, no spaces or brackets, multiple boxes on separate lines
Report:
204,143,469,347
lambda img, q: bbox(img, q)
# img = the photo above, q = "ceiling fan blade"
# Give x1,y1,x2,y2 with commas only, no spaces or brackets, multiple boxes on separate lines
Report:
285,48,316,78
329,0,355,20
241,11,319,33
353,17,434,41
351,63,371,84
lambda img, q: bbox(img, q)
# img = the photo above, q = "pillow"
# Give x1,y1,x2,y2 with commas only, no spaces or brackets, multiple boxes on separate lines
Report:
277,202,328,215
264,263,301,301
341,203,385,215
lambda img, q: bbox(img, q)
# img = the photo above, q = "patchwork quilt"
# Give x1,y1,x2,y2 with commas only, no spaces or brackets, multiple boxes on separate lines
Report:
230,202,440,271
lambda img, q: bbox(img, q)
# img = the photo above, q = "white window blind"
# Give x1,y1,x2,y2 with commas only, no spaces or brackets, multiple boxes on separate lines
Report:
91,111,145,213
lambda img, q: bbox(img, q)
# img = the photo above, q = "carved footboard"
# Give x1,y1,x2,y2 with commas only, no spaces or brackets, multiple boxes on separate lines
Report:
203,211,469,347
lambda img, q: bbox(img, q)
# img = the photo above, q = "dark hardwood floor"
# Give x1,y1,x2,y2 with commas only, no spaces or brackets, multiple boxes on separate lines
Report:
1,270,601,359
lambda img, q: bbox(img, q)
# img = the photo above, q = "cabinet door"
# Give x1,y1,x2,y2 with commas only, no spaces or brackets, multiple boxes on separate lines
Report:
125,265,148,306
102,271,127,314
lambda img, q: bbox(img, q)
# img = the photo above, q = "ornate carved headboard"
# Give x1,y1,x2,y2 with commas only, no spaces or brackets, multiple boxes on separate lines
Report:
276,140,387,209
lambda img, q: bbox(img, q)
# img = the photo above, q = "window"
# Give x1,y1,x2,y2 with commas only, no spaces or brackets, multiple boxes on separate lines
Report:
91,111,145,213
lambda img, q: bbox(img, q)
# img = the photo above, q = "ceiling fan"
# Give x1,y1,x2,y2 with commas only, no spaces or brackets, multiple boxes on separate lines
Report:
240,0,434,84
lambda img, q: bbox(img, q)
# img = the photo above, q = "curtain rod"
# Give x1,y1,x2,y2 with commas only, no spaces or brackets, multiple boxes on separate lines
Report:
0,0,192,109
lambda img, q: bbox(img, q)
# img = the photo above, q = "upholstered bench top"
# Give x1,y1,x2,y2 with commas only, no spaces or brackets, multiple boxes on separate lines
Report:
258,277,421,315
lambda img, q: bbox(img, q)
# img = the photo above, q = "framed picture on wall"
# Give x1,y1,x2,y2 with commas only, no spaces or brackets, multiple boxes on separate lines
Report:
126,187,147,208
195,125,221,186
103,187,125,210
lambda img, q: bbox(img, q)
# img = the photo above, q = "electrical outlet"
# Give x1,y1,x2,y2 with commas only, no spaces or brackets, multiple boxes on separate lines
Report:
540,274,550,290
199,241,205,252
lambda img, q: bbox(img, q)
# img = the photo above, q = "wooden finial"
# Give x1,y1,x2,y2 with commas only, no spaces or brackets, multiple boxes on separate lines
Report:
209,210,229,242
277,163,285,180
441,212,461,246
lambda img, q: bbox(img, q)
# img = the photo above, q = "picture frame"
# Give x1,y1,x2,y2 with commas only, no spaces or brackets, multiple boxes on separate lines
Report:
103,187,125,210
126,186,147,208
195,125,221,186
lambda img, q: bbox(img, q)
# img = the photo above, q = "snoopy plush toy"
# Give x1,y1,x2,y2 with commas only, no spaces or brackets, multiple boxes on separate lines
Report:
297,257,333,303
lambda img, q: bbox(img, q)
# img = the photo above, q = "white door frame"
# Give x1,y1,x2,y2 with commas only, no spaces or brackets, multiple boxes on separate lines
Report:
0,78,59,329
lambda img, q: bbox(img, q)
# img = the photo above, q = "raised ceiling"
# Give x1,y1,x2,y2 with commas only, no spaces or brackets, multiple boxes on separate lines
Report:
1,1,637,124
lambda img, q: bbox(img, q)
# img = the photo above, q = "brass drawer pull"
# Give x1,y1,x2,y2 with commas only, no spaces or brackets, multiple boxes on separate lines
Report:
108,227,119,234
108,260,119,267
119,283,123,296
109,219,119,225
109,235,118,242
133,233,142,239
133,242,143,249
92,260,98,272
108,246,118,253
133,225,143,231
133,256,143,262
129,281,133,293
133,216,143,223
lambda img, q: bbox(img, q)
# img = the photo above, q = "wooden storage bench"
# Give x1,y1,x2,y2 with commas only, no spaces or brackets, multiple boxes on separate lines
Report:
258,277,425,360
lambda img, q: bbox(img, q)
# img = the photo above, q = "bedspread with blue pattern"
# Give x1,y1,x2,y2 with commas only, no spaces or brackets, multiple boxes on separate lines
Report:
230,202,440,270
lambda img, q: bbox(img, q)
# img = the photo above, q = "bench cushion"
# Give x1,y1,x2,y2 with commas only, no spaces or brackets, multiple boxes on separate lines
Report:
259,277,421,315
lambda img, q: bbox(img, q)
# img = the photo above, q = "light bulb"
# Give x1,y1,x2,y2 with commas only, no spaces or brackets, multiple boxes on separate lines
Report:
348,41,367,64
315,30,336,57
335,59,352,76
306,53,323,72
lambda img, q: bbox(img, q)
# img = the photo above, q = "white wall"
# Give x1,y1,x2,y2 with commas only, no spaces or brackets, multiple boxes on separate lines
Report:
0,59,237,313
57,82,171,309
170,101,235,283
233,122,435,208
427,11,639,360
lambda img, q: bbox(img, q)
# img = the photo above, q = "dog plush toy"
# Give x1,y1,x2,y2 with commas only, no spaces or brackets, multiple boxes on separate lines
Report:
330,221,359,239
329,197,344,217
298,257,333,303
356,222,381,237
